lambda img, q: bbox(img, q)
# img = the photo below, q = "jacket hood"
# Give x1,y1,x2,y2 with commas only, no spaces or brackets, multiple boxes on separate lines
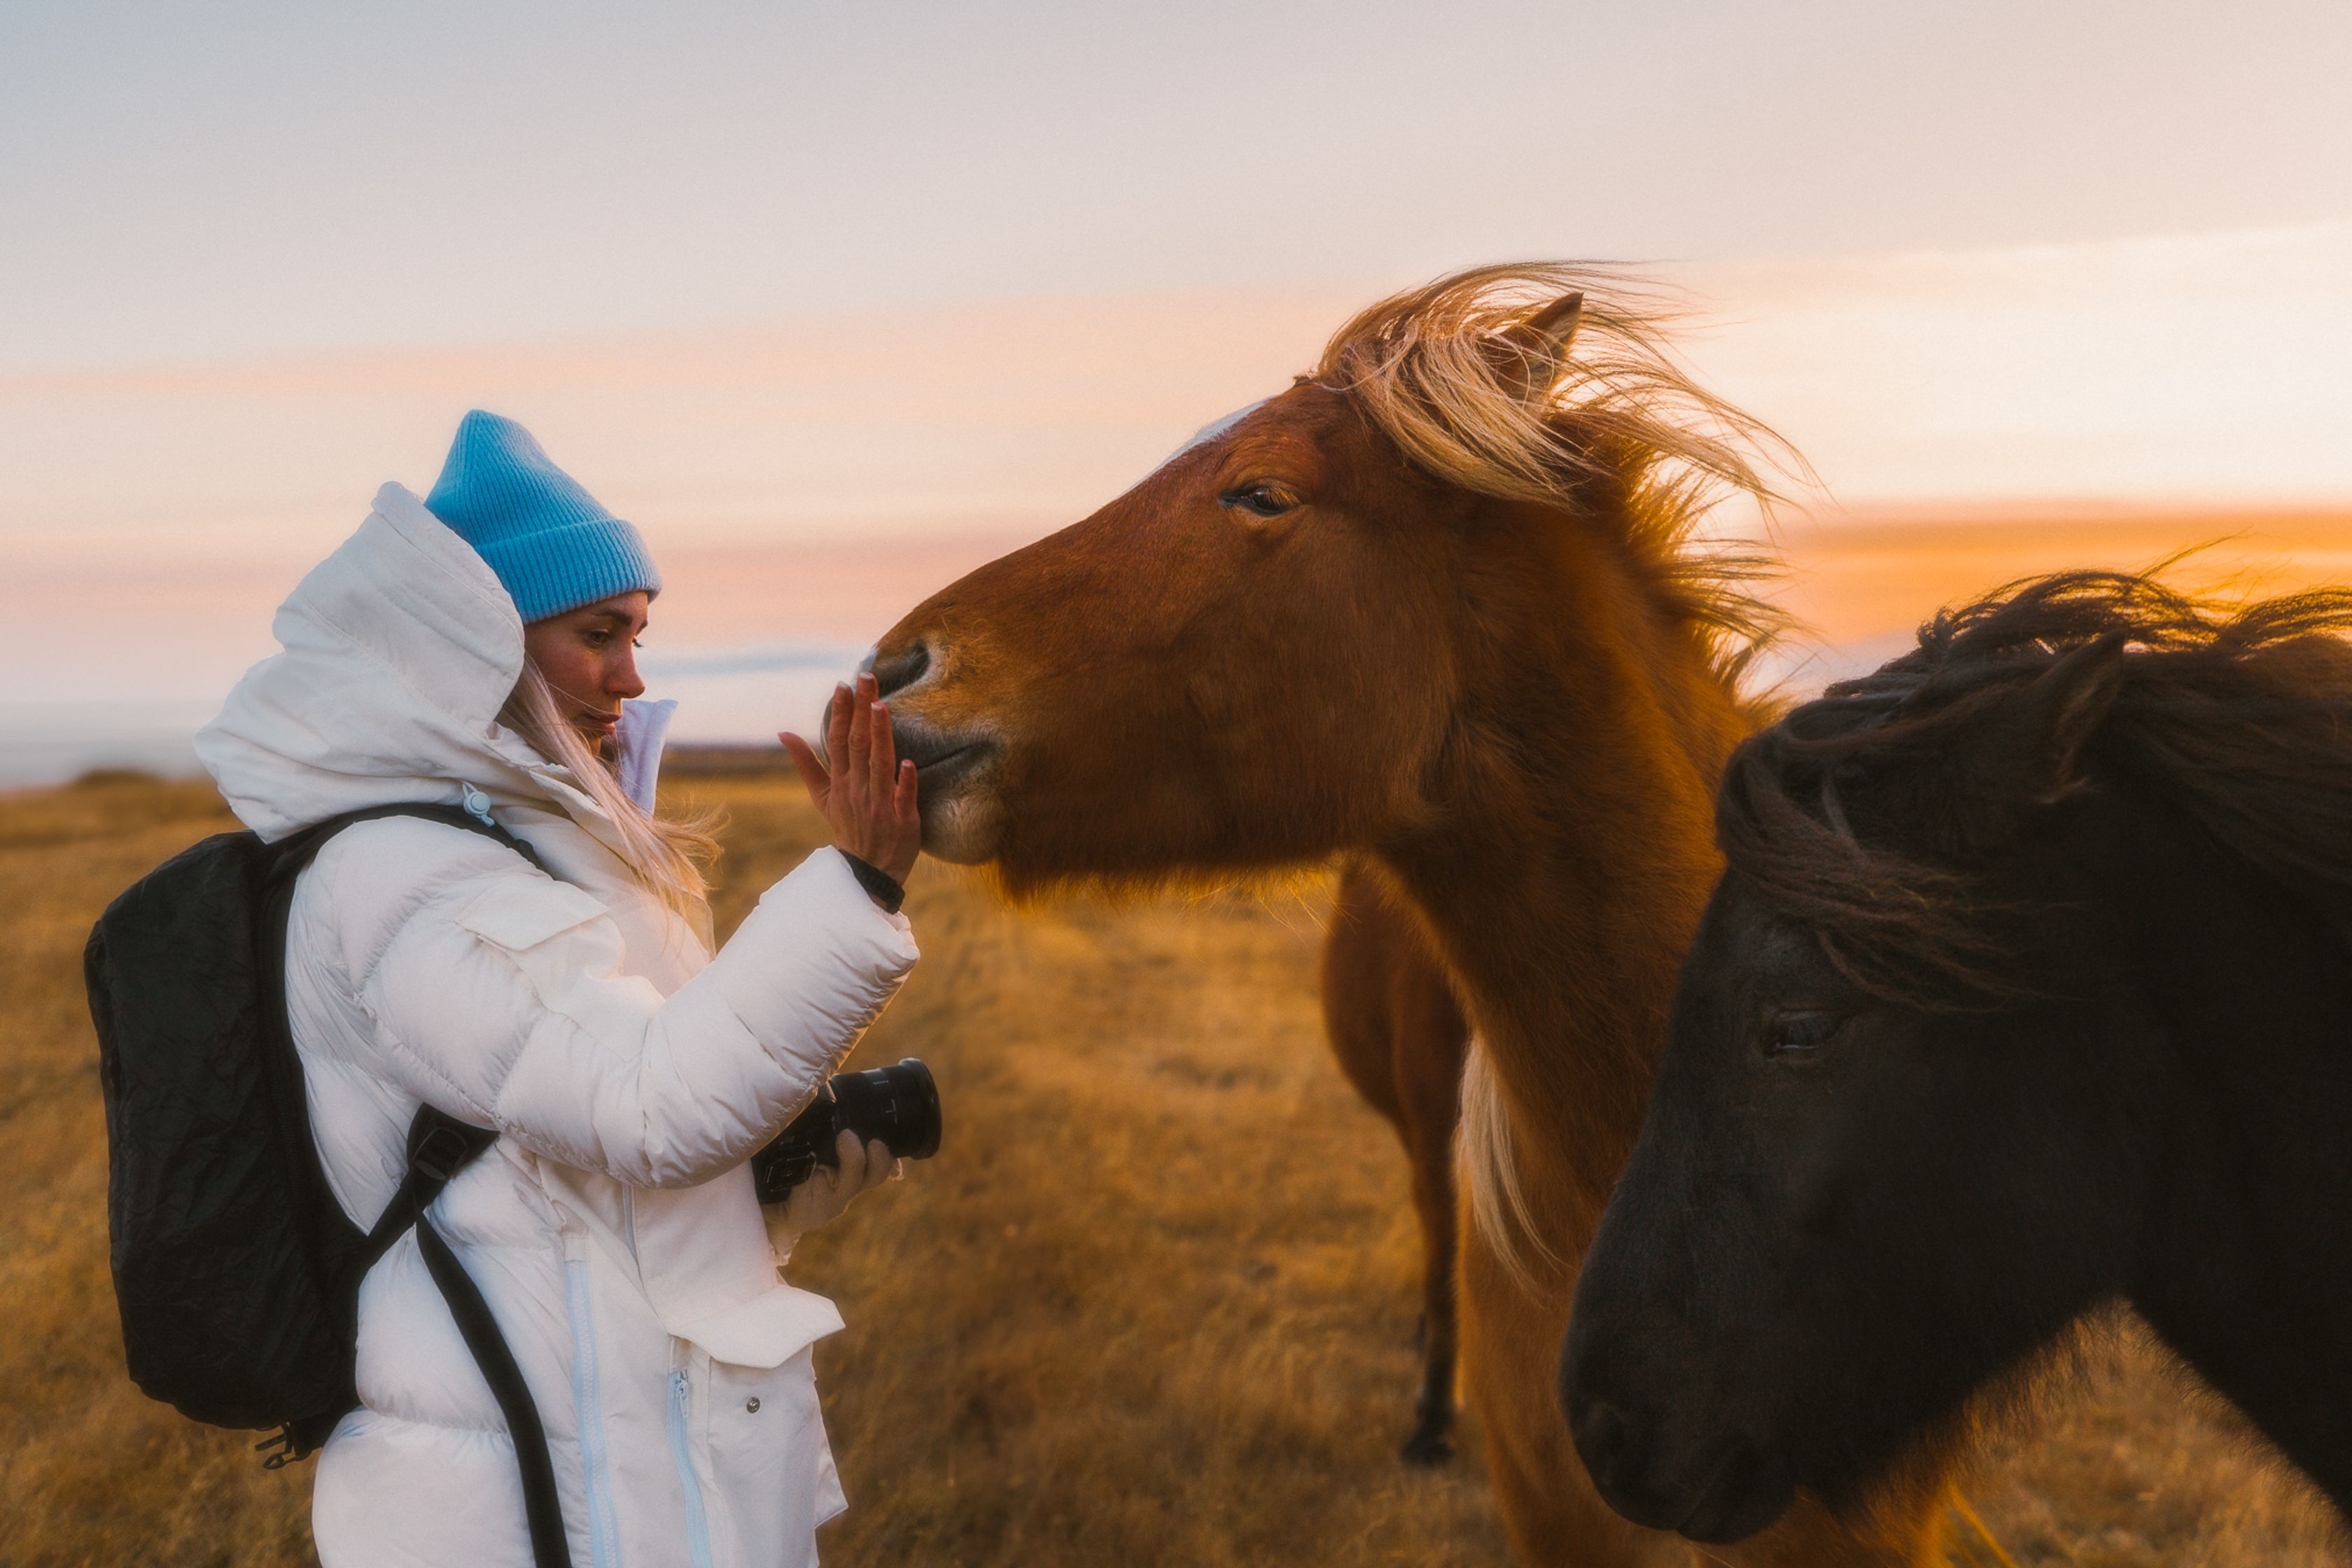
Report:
200,482,621,844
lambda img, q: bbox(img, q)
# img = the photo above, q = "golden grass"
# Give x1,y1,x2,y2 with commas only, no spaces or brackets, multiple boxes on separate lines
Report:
0,770,2342,1566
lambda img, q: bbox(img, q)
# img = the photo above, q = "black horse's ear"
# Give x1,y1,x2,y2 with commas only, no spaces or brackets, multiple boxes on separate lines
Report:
2018,631,2128,804
1487,290,1586,401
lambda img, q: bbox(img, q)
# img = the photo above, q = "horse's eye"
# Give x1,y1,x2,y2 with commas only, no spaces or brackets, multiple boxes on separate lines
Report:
1763,1009,1842,1058
1219,482,1298,521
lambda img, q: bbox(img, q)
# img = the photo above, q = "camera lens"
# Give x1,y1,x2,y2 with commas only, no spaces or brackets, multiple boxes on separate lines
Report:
832,1058,941,1161
749,1058,941,1203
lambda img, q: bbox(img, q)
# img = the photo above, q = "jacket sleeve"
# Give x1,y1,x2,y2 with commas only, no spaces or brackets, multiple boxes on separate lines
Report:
314,825,919,1189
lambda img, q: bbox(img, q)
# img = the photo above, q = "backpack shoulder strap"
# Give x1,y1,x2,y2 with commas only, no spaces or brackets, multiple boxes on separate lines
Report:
266,797,548,1273
358,1107,498,1266
265,802,577,1567
268,800,550,886
416,1214,574,1568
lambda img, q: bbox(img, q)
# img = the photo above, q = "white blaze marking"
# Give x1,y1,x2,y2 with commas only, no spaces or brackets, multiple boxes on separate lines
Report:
1158,398,1270,470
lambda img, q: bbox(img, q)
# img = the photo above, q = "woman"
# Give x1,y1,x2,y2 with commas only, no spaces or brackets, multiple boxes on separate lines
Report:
196,410,918,1568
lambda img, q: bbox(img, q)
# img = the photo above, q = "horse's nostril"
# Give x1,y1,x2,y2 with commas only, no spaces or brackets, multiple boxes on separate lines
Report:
872,642,931,699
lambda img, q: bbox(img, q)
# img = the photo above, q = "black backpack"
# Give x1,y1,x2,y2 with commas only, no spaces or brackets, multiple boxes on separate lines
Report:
86,803,574,1568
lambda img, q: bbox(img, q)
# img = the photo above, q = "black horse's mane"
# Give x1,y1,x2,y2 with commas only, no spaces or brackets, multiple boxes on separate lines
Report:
1718,570,2352,1003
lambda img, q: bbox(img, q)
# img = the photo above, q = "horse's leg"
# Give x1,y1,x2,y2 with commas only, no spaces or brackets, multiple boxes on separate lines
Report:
1458,1228,1674,1568
1319,865,1408,1128
1399,1119,1459,1465
1394,957,1469,1466
1323,864,1466,1464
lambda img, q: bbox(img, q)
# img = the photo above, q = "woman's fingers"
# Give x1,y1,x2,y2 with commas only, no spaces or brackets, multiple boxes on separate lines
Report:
869,696,895,786
777,1133,902,1238
779,732,831,808
831,1128,890,1195
825,682,854,781
892,757,918,826
845,673,875,794
830,1128,863,1184
808,672,924,879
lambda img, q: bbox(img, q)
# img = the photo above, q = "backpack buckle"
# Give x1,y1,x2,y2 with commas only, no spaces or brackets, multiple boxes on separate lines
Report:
412,1122,478,1184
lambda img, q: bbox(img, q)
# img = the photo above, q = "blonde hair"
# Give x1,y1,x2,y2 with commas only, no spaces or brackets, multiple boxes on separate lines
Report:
498,661,720,920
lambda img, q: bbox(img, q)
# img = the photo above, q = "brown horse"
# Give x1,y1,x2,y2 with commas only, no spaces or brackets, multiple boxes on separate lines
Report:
1320,862,1470,1466
870,265,1957,1565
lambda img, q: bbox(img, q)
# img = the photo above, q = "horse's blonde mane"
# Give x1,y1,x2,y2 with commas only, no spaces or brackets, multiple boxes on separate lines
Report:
1457,1041,1566,1289
1315,262,1800,687
1326,266,1805,1284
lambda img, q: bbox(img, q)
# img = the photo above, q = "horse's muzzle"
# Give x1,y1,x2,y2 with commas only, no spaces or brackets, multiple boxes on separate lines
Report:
1569,1389,1791,1544
897,726,996,796
887,719,1004,863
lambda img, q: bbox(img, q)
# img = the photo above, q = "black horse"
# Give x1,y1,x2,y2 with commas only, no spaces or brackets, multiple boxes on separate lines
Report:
1561,571,2352,1544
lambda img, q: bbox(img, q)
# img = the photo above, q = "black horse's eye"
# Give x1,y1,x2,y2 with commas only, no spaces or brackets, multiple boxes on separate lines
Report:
1219,482,1298,521
1763,1009,1842,1059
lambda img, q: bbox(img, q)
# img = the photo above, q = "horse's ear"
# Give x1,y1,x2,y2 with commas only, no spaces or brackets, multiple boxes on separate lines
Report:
1488,290,1586,402
2017,631,2128,804
1522,290,1586,362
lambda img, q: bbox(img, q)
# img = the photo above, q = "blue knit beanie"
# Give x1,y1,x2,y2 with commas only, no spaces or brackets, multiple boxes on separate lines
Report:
424,410,662,623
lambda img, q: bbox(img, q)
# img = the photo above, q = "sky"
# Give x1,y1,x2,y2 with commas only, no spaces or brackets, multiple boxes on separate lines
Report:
10,0,2351,369
6,1,2350,777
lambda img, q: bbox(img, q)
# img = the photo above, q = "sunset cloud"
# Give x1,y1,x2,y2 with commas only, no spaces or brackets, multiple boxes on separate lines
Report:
10,224,2349,747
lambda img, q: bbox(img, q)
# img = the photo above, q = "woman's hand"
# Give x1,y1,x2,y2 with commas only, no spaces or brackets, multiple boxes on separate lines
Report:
781,672,920,886
769,1130,902,1248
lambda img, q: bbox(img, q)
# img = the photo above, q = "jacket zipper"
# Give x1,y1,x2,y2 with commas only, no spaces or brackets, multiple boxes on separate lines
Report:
666,1361,716,1568
564,1246,624,1568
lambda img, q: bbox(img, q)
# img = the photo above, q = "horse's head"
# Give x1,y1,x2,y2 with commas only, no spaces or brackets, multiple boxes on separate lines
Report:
870,266,1770,890
871,376,1465,883
1560,624,2160,1543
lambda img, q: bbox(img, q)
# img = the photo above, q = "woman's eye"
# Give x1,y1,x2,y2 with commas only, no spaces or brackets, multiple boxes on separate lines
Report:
1219,483,1298,521
1763,1010,1842,1058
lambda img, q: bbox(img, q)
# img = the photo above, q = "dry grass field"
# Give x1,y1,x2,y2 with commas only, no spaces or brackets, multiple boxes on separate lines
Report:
1,768,2344,1567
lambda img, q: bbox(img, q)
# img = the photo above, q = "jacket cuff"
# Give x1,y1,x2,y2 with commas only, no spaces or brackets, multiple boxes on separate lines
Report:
730,848,918,1007
839,851,906,914
801,847,914,939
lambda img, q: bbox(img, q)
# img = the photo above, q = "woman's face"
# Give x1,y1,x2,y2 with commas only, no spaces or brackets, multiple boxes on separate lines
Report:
522,592,650,748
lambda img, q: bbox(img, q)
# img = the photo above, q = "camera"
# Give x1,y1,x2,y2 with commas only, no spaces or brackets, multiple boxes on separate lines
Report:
750,1058,942,1203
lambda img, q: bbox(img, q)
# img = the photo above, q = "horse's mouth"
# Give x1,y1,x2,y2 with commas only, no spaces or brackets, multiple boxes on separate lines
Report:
1667,1441,1791,1546
892,723,1005,862
901,734,997,794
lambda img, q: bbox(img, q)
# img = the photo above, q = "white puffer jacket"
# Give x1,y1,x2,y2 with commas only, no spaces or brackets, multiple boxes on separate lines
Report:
196,483,918,1568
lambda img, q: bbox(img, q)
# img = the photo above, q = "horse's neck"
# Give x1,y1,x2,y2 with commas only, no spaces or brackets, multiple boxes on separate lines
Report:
1378,528,1746,1242
2101,798,2352,1494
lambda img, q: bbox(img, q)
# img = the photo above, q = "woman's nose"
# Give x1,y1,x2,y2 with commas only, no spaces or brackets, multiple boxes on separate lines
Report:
611,645,648,699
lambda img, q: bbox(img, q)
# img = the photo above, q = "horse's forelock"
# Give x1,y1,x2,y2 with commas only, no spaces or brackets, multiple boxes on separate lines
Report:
1723,570,2352,1007
1312,262,1798,690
